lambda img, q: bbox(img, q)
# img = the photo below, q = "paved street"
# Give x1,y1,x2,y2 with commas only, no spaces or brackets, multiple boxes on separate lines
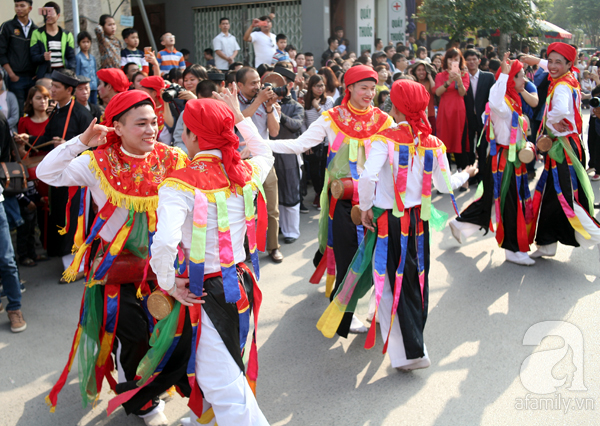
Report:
1,114,599,426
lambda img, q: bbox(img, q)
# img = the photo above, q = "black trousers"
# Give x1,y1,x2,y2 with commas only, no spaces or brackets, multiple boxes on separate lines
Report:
305,143,328,198
457,147,529,252
16,204,37,260
386,209,429,360
588,115,600,172
535,137,593,247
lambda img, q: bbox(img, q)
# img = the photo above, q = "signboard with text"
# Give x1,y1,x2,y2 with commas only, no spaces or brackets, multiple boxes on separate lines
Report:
388,0,406,44
357,0,375,55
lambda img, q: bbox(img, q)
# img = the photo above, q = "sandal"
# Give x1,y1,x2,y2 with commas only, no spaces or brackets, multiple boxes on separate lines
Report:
20,258,37,267
35,254,49,262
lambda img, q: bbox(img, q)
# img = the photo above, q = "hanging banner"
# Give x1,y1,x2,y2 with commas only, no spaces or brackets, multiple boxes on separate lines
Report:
357,0,375,55
388,0,406,45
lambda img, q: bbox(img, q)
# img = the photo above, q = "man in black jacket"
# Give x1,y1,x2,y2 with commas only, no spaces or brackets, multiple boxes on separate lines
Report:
272,65,304,243
464,49,495,181
0,0,38,116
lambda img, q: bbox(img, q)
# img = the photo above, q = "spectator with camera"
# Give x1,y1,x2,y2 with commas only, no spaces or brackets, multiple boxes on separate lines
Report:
0,0,38,117
140,75,184,146
244,15,277,68
236,66,283,262
30,2,76,80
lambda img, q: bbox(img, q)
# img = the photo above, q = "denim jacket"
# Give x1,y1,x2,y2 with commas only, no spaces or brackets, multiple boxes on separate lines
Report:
76,51,98,90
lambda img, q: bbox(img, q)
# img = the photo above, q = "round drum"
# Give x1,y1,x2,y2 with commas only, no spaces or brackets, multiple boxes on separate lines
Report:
351,204,362,226
536,135,553,153
518,142,536,164
147,289,175,320
330,178,354,200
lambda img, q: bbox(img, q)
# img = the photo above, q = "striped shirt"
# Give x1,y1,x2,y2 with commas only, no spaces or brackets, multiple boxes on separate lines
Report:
121,48,149,74
156,48,185,75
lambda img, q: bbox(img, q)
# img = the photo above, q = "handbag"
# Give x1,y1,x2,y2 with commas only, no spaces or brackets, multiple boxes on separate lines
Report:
0,134,29,195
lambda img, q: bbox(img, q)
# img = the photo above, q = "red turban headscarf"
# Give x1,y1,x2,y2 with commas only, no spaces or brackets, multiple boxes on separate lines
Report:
97,68,131,93
342,65,378,106
495,59,523,115
102,90,156,146
183,98,247,187
389,79,432,139
140,76,166,93
547,42,578,74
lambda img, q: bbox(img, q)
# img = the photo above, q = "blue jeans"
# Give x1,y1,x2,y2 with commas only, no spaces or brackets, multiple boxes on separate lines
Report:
0,201,21,311
7,74,35,118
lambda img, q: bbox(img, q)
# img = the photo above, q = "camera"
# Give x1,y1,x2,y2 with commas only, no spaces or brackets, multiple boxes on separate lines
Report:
162,83,185,103
262,82,288,98
590,97,600,108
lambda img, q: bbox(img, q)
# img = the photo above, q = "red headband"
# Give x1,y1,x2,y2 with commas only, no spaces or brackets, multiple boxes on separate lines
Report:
342,65,378,106
102,90,156,146
183,99,247,187
495,60,523,115
547,42,578,74
140,76,166,93
97,68,131,93
389,79,432,139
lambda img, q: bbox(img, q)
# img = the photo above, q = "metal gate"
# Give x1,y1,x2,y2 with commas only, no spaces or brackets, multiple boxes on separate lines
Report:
194,1,303,67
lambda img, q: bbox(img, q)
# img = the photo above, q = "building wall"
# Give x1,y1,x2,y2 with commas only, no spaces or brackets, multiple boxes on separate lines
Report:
0,0,67,28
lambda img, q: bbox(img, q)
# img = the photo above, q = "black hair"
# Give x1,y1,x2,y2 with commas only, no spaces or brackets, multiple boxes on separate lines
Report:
304,52,314,58
196,79,218,98
43,1,60,14
114,99,155,123
328,37,337,46
464,49,481,60
220,17,229,24
225,70,237,86
391,53,406,64
396,46,409,55
180,48,190,56
416,46,427,56
276,34,287,42
258,15,272,22
480,57,489,67
256,63,273,77
99,14,113,27
377,90,389,106
167,67,183,83
355,56,368,65
236,67,257,84
122,28,137,40
77,31,92,44
488,59,501,73
375,38,382,46
204,48,213,56
306,65,316,73
124,62,138,74
15,0,33,4
183,64,208,81
229,61,243,71
383,45,394,54
466,44,475,50
285,44,296,52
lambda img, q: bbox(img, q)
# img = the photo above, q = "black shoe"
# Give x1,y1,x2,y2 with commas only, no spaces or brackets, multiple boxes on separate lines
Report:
284,237,297,244
300,203,309,214
594,203,600,209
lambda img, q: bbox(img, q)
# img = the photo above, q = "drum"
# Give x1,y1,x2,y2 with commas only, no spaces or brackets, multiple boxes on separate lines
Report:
518,142,536,164
536,135,553,153
147,289,175,320
330,178,354,200
351,204,362,226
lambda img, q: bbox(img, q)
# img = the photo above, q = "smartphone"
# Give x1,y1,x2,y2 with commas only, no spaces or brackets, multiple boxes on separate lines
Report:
451,61,459,73
258,20,269,27
144,46,153,55
38,7,56,16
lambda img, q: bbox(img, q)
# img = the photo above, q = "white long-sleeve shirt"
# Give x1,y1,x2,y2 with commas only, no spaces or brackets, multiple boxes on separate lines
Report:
486,73,525,147
36,138,142,242
538,59,579,137
267,115,334,155
150,118,274,291
359,123,468,211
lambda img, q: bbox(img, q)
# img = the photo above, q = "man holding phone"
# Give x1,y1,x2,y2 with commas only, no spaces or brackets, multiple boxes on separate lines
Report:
29,2,76,80
243,15,277,68
0,0,38,116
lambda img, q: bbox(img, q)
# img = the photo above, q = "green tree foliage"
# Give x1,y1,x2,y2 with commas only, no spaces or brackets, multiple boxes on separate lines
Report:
417,0,540,41
569,0,600,46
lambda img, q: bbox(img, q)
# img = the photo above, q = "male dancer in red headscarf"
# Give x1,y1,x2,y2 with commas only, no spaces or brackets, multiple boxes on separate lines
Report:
318,79,475,370
149,88,272,425
37,90,188,425
521,43,600,258
449,53,537,266
97,68,131,104
267,64,394,336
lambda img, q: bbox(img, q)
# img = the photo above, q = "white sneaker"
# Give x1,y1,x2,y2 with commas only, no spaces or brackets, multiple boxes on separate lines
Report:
397,357,431,372
529,243,557,258
349,315,368,333
505,250,535,266
449,219,462,244
142,411,168,426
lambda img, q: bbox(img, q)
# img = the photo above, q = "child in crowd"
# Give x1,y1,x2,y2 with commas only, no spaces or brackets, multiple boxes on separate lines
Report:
285,44,297,70
120,28,149,75
204,48,215,67
374,65,389,106
157,32,186,76
95,14,121,69
180,48,193,68
75,32,98,104
416,46,431,63
272,34,290,64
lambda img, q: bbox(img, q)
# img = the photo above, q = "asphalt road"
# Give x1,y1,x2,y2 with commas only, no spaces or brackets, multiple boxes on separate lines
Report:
1,112,599,426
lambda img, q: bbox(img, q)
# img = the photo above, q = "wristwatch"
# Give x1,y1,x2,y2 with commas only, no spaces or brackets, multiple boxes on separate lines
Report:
444,81,450,88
